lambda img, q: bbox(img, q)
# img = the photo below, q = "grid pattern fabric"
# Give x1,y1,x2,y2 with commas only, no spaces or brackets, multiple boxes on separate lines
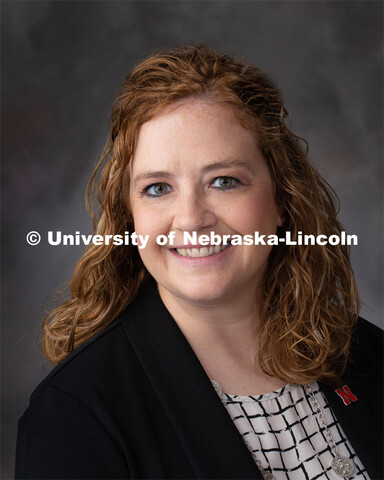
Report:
217,381,370,480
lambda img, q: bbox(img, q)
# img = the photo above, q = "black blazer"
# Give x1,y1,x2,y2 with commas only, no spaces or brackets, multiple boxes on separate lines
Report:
16,281,383,479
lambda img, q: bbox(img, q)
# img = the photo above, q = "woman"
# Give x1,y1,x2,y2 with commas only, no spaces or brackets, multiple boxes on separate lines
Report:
16,45,382,480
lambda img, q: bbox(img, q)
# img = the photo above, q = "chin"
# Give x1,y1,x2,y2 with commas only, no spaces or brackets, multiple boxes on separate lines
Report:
167,281,233,305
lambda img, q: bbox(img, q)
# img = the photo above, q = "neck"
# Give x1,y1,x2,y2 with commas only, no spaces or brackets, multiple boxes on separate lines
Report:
158,284,261,367
157,284,287,395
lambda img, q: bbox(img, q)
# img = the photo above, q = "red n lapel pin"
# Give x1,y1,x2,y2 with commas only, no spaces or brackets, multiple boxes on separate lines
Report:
335,385,358,405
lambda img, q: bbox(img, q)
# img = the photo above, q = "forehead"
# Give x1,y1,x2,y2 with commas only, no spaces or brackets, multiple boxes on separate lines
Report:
131,100,260,173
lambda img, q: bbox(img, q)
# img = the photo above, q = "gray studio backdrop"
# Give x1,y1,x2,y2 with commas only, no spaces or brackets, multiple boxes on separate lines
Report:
2,1,383,477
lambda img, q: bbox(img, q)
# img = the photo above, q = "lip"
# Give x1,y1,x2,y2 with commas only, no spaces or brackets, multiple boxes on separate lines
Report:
171,240,231,249
169,244,233,265
171,244,216,249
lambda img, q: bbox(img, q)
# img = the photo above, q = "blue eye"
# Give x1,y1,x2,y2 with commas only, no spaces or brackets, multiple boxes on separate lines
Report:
211,176,238,189
143,182,171,197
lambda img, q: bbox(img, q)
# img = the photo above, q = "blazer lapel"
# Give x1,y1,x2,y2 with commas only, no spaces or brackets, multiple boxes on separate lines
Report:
122,280,261,479
319,376,382,479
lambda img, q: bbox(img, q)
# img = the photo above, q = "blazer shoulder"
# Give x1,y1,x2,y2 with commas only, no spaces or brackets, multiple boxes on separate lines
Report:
355,316,383,337
352,316,383,359
32,310,134,400
345,316,383,383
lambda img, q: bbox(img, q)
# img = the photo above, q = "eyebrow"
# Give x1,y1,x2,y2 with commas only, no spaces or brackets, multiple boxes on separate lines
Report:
201,160,255,174
132,160,256,185
132,171,172,186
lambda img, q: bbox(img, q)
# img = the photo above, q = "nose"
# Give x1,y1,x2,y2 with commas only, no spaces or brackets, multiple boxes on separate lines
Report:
172,190,217,233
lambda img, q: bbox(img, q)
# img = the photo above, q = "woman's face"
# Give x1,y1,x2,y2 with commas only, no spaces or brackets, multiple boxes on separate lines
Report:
129,100,282,307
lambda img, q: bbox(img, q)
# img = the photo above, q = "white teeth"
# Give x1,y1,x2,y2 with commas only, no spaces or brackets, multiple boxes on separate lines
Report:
175,244,229,258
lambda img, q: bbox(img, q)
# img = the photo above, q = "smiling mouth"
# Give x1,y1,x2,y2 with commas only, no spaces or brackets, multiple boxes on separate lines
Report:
173,244,230,258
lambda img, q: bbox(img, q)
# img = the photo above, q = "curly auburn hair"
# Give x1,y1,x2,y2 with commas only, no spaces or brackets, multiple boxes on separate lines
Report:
43,45,359,385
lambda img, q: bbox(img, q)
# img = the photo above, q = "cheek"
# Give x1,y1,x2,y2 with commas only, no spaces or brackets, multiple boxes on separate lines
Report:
132,218,160,271
130,204,158,236
235,189,280,230
130,204,169,262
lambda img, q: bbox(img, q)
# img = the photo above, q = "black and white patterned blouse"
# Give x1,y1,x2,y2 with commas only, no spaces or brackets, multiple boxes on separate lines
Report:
215,381,370,480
